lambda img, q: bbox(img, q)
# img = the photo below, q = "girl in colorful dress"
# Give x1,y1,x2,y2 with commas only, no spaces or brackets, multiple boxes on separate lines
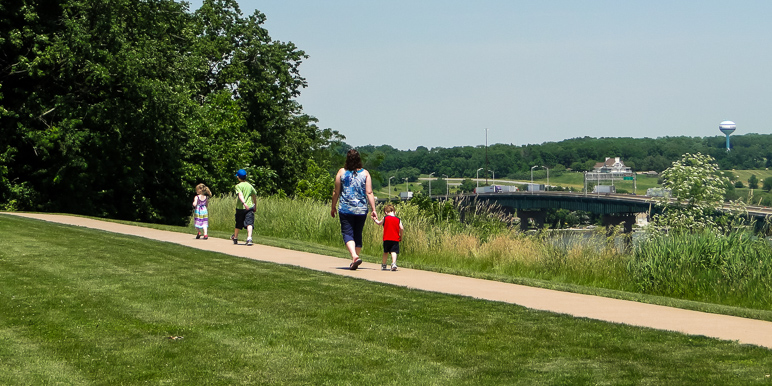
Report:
193,183,212,239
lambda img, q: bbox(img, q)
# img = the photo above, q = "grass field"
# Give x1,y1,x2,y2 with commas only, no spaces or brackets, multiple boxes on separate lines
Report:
731,170,772,185
2,214,772,384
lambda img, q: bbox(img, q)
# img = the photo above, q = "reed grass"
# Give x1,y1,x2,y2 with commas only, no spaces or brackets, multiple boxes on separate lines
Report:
195,194,772,310
630,229,772,309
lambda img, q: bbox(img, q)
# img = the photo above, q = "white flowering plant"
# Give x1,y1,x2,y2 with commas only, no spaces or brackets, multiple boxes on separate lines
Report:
650,153,732,232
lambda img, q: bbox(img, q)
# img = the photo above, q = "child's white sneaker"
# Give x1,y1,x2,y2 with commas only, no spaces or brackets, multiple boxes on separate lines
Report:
391,264,398,271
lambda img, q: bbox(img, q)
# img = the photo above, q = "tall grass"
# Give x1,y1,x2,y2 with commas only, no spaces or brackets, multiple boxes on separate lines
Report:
196,194,772,310
197,194,631,289
630,229,772,309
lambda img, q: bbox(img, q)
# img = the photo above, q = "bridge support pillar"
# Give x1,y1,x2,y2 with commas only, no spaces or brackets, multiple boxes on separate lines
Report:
601,214,635,235
602,214,636,249
518,210,546,231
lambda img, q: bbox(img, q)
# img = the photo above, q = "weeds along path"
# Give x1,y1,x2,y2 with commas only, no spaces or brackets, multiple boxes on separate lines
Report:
8,212,772,350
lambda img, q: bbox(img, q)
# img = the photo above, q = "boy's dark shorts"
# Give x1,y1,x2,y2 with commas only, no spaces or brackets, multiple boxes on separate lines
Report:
235,208,255,229
383,240,400,254
339,212,367,248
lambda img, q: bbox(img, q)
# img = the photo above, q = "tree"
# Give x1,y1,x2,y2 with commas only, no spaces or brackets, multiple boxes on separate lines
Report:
361,150,384,191
294,160,333,201
191,0,330,197
0,0,336,223
401,167,421,182
724,179,740,202
763,177,772,193
384,167,421,184
1,0,201,222
421,177,447,196
748,174,759,189
458,178,477,193
652,153,729,231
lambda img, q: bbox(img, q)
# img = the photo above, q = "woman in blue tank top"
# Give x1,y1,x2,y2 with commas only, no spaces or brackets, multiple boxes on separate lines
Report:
331,149,378,270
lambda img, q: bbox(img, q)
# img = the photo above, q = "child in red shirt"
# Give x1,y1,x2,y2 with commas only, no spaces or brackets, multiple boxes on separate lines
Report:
373,204,404,271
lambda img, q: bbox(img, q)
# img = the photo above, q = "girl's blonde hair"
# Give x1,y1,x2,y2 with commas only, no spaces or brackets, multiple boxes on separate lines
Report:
195,183,212,196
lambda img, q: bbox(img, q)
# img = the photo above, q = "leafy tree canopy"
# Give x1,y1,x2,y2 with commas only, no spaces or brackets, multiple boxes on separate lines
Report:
421,177,447,196
763,177,772,193
0,0,340,223
748,174,759,189
352,134,772,182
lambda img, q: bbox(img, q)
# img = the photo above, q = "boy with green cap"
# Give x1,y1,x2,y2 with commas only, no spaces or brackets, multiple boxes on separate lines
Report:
232,169,258,246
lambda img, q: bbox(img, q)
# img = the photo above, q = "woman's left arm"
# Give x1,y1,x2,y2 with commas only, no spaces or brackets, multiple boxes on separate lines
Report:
365,170,377,220
331,168,343,217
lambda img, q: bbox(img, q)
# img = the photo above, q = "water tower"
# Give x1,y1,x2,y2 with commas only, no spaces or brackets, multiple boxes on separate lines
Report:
719,121,736,151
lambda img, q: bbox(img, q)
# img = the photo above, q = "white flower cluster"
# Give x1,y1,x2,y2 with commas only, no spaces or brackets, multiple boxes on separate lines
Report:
651,153,730,232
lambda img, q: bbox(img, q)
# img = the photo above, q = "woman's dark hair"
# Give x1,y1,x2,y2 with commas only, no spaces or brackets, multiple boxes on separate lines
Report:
344,149,363,171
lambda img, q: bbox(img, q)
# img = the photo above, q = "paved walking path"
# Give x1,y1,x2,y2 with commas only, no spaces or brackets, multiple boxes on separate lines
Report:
9,212,772,349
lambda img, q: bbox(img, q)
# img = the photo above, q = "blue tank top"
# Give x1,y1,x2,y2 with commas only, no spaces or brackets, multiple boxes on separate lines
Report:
339,169,368,215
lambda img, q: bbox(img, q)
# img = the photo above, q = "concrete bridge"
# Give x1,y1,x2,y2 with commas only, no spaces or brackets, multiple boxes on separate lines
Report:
473,191,657,232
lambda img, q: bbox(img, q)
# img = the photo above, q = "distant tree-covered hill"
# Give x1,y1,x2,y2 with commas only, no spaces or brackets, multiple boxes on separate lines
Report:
347,134,772,185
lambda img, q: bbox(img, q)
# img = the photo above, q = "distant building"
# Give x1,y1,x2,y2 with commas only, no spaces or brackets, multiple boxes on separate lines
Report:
593,157,632,173
585,157,636,194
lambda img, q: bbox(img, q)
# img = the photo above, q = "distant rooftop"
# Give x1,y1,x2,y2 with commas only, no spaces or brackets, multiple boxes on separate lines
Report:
593,157,631,173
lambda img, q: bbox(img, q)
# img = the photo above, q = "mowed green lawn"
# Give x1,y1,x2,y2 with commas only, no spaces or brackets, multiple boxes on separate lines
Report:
1,215,772,384
731,170,772,185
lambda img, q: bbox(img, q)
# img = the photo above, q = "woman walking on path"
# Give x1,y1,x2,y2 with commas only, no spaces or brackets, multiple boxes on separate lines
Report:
193,183,211,240
331,149,378,270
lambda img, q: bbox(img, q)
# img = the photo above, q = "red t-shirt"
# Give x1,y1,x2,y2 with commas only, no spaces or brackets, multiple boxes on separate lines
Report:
382,215,401,241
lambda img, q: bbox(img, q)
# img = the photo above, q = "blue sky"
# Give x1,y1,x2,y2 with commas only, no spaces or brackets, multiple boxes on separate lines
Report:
186,1,772,150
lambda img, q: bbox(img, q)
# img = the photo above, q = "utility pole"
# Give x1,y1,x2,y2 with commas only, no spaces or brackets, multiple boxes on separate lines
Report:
485,128,489,185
